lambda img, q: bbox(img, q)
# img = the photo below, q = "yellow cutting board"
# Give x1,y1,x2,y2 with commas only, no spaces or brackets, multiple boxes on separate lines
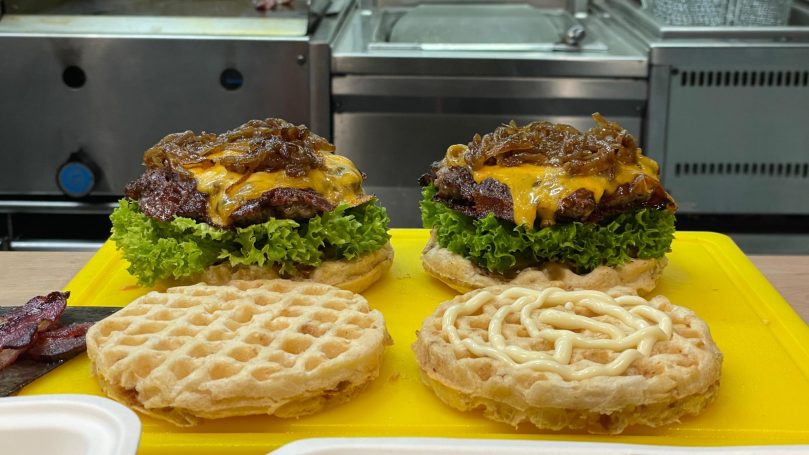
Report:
18,230,809,453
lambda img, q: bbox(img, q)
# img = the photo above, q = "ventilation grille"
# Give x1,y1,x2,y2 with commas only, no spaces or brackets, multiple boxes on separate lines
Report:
679,70,809,87
674,162,809,177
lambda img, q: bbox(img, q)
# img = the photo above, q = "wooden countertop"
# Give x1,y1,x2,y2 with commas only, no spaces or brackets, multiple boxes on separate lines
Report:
0,252,807,325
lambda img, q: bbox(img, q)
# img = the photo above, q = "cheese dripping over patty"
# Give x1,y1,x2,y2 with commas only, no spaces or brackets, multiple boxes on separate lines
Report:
444,144,661,228
184,151,366,227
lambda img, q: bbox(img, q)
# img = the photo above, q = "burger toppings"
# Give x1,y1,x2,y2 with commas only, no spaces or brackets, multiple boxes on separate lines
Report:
423,114,675,229
130,118,368,228
420,115,676,276
143,118,333,176
463,113,640,176
111,118,391,287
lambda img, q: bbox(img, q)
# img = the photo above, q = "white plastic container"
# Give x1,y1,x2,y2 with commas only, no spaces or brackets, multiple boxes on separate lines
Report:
270,438,809,455
0,394,141,455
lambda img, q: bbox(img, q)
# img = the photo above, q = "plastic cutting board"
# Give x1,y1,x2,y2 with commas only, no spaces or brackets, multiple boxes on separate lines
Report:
18,230,809,453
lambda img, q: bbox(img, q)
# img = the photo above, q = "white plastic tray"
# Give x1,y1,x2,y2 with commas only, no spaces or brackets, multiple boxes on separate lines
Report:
0,394,141,455
270,438,809,455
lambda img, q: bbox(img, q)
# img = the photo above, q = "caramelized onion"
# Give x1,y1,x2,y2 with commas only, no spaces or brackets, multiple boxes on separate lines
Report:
142,118,335,178
464,113,639,178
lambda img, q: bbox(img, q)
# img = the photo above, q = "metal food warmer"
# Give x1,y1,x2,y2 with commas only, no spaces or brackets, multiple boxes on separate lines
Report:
0,0,348,250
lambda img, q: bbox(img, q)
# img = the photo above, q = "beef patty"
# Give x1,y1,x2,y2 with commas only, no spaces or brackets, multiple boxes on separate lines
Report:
125,168,340,228
420,164,675,228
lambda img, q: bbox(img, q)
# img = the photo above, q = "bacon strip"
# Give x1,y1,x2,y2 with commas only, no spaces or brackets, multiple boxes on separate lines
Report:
23,322,93,362
0,292,69,369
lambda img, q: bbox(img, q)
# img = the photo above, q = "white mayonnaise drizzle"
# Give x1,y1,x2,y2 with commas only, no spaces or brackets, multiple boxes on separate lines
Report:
442,287,673,380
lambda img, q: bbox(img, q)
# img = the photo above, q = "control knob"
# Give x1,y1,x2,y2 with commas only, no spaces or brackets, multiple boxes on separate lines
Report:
56,151,99,198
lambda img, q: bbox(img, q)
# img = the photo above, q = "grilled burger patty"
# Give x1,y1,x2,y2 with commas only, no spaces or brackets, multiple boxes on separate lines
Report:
125,168,337,227
420,114,676,228
420,165,674,226
125,118,370,228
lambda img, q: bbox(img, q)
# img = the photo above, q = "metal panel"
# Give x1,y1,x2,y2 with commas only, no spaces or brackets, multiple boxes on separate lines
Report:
4,0,312,18
308,41,333,139
643,65,671,167
663,65,809,214
333,52,648,79
0,15,309,37
600,0,809,40
650,45,809,67
332,75,647,100
0,37,310,196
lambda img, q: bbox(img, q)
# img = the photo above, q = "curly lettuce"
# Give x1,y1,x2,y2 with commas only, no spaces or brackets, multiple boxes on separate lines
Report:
110,199,391,286
420,184,675,274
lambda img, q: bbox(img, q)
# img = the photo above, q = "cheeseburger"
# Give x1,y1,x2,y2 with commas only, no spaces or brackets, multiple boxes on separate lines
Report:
419,114,676,293
111,118,392,292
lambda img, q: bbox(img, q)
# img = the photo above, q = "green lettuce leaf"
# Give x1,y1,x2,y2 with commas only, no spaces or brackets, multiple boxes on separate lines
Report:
110,199,391,286
419,184,675,274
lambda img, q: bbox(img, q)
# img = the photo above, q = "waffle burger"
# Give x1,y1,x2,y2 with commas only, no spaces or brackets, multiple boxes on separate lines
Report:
419,114,676,293
111,118,392,292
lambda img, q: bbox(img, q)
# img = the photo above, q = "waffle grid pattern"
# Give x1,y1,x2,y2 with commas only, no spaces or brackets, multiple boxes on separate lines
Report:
86,279,389,425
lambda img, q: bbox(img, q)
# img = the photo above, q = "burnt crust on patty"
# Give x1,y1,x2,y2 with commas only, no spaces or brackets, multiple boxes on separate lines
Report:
124,168,211,224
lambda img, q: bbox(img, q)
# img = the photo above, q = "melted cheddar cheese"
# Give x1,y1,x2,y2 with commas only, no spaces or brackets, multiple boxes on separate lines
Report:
445,145,660,228
185,153,365,227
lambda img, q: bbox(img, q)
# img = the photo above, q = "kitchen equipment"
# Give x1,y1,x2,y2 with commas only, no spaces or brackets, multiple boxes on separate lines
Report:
367,4,607,52
601,0,809,218
0,394,141,455
17,230,809,453
0,305,121,396
645,0,794,26
0,0,349,250
330,0,649,227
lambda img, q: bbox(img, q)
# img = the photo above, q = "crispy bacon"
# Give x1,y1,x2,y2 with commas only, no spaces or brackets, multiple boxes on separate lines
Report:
23,322,93,362
0,348,26,371
0,292,69,369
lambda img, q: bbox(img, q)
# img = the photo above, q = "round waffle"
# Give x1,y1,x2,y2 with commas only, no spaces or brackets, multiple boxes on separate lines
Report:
86,279,392,426
422,235,666,294
413,285,722,434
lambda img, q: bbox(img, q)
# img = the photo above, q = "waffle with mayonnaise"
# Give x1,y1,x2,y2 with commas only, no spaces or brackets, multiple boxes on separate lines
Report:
86,279,391,426
413,285,722,434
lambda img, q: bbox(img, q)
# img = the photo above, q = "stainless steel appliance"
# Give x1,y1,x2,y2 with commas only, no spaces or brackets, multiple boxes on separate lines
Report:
0,0,347,249
603,0,809,217
330,0,651,226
